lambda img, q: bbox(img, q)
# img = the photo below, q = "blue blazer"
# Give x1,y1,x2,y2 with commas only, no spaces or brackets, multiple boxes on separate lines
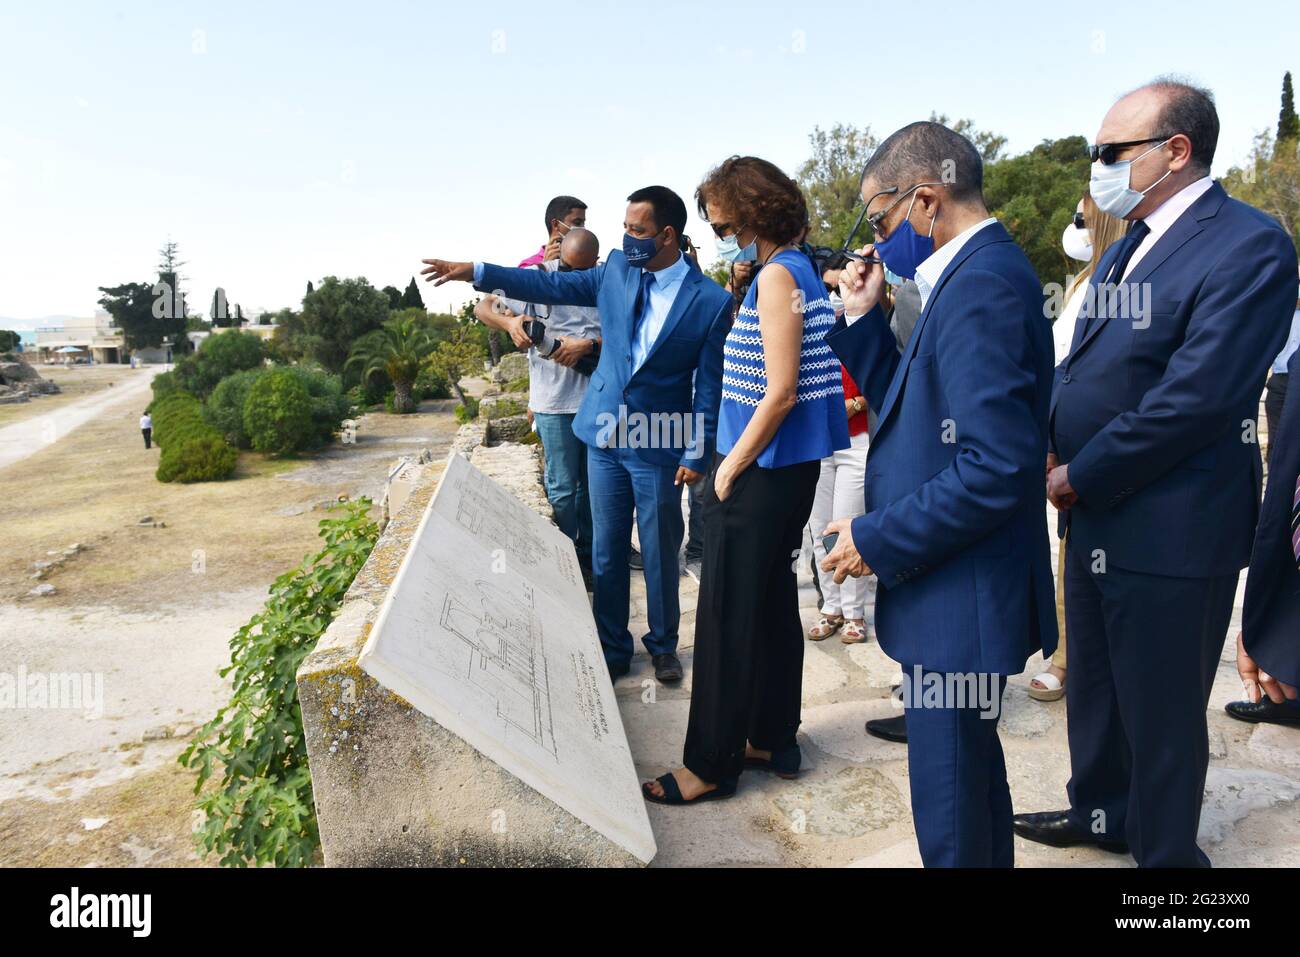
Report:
1051,182,1298,578
827,222,1057,675
476,250,732,471
1243,349,1300,687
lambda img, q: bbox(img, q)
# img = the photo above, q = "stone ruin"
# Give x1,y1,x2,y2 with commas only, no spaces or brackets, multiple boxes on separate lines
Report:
0,352,61,404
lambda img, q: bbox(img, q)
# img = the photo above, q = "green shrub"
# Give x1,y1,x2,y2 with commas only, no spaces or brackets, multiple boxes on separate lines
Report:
453,396,481,424
415,366,452,400
150,370,181,402
285,365,349,446
505,375,530,393
180,498,380,867
149,392,203,449
157,430,238,483
204,367,267,449
174,331,267,400
243,368,313,455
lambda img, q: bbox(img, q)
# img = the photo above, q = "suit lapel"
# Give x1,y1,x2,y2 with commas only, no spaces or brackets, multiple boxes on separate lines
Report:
639,268,700,370
1066,183,1223,365
874,223,1010,433
621,264,641,375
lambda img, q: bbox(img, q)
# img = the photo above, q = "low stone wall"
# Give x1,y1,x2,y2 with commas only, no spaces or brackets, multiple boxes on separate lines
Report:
295,425,636,866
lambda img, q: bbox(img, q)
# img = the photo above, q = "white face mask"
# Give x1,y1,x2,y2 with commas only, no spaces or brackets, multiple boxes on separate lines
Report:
1061,222,1093,262
1089,139,1172,219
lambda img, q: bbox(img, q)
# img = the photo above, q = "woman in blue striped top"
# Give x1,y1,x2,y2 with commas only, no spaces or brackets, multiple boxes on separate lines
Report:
644,156,850,806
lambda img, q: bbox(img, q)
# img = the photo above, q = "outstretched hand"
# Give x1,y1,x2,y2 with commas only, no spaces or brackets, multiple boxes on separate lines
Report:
420,259,475,286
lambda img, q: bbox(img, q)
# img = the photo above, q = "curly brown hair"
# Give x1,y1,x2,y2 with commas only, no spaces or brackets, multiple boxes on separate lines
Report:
695,156,808,247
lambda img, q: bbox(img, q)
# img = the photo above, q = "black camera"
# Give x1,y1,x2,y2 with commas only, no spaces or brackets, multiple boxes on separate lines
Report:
522,318,599,376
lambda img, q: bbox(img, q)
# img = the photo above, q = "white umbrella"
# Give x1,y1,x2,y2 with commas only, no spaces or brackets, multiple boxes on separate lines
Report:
55,346,84,353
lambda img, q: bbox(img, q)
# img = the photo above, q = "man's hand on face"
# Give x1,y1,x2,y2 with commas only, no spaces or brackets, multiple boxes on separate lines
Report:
420,259,475,285
837,245,886,316
550,336,593,368
543,235,563,262
1046,463,1078,510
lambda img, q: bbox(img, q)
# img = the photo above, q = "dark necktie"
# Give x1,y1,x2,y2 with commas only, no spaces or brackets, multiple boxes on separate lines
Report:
1102,220,1151,287
1292,475,1299,570
631,270,655,341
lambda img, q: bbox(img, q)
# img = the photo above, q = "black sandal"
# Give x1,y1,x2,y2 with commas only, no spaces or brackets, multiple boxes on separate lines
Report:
642,772,738,806
743,744,801,779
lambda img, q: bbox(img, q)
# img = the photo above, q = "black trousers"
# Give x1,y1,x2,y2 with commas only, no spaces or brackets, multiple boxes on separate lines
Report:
142,428,151,449
683,454,820,783
1062,537,1237,867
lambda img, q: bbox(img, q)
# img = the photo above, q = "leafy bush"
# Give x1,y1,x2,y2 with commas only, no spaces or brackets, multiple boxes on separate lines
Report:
243,368,313,455
204,367,266,449
285,365,350,446
179,498,380,867
453,396,480,424
173,331,267,400
157,430,238,483
150,370,181,402
505,375,530,393
149,390,237,482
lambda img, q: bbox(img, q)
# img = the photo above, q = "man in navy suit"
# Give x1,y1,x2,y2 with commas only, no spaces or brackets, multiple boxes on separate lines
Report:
1229,345,1300,726
421,186,732,684
822,121,1057,867
1014,79,1298,867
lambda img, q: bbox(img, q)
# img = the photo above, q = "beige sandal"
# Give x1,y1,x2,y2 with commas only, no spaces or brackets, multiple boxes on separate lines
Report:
840,620,867,644
808,614,845,641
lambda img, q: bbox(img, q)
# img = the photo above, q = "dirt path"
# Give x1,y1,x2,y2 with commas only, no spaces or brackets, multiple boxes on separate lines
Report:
0,385,465,865
0,365,156,471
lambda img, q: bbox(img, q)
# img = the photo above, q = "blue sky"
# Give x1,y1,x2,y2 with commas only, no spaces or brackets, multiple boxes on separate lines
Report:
0,0,1294,322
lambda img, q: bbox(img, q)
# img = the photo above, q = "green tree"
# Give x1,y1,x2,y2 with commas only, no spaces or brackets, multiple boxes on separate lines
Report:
1279,71,1300,143
424,324,486,407
299,276,389,375
0,330,20,352
173,330,267,400
797,123,880,247
400,276,425,310
345,315,439,414
98,281,186,353
243,368,314,454
984,135,1092,286
930,113,1009,164
1223,129,1300,248
381,285,402,310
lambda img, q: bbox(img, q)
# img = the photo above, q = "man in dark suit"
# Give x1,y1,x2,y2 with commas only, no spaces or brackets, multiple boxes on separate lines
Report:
421,186,732,685
1228,347,1300,726
823,121,1057,866
1014,79,1298,867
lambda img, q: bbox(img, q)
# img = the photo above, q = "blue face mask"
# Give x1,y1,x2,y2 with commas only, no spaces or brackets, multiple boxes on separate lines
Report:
1089,139,1171,219
623,230,661,267
715,226,758,264
883,264,906,286
873,191,936,281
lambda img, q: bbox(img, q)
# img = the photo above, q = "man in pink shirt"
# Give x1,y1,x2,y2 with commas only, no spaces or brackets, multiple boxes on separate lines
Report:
518,195,588,267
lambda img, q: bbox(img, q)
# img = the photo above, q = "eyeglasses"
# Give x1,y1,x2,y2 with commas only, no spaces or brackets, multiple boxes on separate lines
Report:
709,220,746,240
1086,136,1174,165
1073,211,1086,230
865,183,944,240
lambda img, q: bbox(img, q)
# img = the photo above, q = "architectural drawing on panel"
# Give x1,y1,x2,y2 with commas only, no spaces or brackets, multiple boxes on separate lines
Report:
439,579,557,759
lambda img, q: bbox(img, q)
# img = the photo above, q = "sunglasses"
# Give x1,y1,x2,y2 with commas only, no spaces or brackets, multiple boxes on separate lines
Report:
1073,211,1086,230
709,220,746,240
1086,136,1174,165
865,183,944,240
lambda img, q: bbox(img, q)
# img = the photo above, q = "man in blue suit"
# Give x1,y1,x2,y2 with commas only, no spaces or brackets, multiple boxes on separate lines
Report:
1014,79,1298,867
421,186,732,684
1230,347,1300,727
822,121,1058,867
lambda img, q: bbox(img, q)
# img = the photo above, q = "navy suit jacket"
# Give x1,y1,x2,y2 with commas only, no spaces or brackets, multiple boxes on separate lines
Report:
827,222,1057,675
476,250,732,471
1051,182,1298,578
1243,349,1300,686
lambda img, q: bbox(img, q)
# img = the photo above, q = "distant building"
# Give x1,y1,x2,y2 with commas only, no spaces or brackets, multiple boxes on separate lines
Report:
33,311,176,365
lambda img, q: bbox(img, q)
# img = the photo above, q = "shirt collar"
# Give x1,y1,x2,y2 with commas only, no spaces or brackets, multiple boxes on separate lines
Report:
914,217,997,308
645,250,689,290
1138,175,1214,240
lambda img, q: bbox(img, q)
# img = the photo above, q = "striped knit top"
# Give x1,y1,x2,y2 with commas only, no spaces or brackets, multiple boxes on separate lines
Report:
716,248,850,468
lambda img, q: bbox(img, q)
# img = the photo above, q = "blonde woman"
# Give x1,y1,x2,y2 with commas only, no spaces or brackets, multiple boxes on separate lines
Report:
1030,192,1125,702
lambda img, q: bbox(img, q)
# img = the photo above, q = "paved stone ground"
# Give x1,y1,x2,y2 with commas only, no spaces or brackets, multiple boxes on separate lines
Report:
617,503,1300,868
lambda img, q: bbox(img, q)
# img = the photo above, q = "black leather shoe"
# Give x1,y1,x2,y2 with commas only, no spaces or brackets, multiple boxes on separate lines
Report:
629,546,643,571
865,714,907,743
1225,697,1300,726
1012,810,1129,853
652,653,683,683
607,661,630,682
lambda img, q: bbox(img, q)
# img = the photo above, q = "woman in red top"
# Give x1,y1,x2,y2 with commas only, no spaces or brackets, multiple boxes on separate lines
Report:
808,365,873,643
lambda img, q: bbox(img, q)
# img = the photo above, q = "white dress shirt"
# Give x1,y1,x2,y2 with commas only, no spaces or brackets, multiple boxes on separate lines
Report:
631,251,690,371
913,218,998,309
1122,175,1215,280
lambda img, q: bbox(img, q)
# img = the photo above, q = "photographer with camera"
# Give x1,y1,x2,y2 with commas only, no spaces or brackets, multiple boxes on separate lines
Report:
474,208,602,584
